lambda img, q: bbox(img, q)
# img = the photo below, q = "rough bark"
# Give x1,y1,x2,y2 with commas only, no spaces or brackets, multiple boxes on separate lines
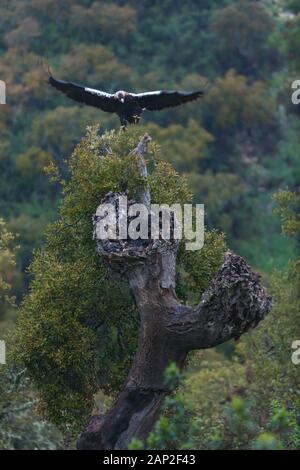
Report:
77,134,272,450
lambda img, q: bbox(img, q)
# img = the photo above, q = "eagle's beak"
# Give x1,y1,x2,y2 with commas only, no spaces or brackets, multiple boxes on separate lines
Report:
120,98,124,103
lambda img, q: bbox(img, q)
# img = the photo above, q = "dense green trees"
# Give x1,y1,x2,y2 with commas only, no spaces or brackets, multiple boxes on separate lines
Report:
0,220,61,449
0,366,61,450
0,0,295,283
211,0,281,78
0,219,16,321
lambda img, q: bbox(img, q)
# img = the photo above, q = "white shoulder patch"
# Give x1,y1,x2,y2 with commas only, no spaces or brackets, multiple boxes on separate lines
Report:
131,91,162,97
85,87,113,98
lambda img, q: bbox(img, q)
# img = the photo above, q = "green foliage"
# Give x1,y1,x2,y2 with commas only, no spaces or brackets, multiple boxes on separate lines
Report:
212,397,299,450
285,0,300,13
132,360,297,450
16,147,53,179
181,350,247,449
68,2,137,44
141,120,213,173
0,219,16,319
177,191,300,449
0,367,62,449
211,0,280,78
0,220,61,449
176,230,226,305
188,172,247,236
274,189,300,242
284,1,300,72
200,69,278,162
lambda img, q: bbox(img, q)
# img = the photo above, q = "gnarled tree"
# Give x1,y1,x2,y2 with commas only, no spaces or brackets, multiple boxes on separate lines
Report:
13,129,271,450
77,134,271,450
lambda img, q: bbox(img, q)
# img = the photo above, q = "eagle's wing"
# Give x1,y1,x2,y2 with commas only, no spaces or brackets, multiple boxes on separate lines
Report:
132,90,204,111
49,76,117,113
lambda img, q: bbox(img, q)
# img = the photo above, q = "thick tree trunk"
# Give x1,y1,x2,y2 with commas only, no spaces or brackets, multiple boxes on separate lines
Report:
77,343,185,450
77,135,272,450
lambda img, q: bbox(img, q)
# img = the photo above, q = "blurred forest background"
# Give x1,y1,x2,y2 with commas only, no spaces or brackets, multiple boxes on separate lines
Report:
0,0,300,449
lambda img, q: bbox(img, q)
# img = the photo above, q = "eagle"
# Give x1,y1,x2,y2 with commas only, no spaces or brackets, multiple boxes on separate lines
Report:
48,75,204,128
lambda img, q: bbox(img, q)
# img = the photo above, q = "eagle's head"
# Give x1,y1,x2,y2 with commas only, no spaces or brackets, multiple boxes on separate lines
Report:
115,90,127,103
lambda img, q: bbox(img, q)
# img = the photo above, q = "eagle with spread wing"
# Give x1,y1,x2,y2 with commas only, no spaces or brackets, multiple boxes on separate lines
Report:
49,75,204,128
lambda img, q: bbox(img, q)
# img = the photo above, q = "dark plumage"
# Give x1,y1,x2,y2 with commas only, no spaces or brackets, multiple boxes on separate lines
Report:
48,75,204,127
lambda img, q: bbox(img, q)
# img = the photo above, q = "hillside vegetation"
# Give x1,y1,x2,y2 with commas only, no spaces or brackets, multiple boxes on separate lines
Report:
0,0,299,449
